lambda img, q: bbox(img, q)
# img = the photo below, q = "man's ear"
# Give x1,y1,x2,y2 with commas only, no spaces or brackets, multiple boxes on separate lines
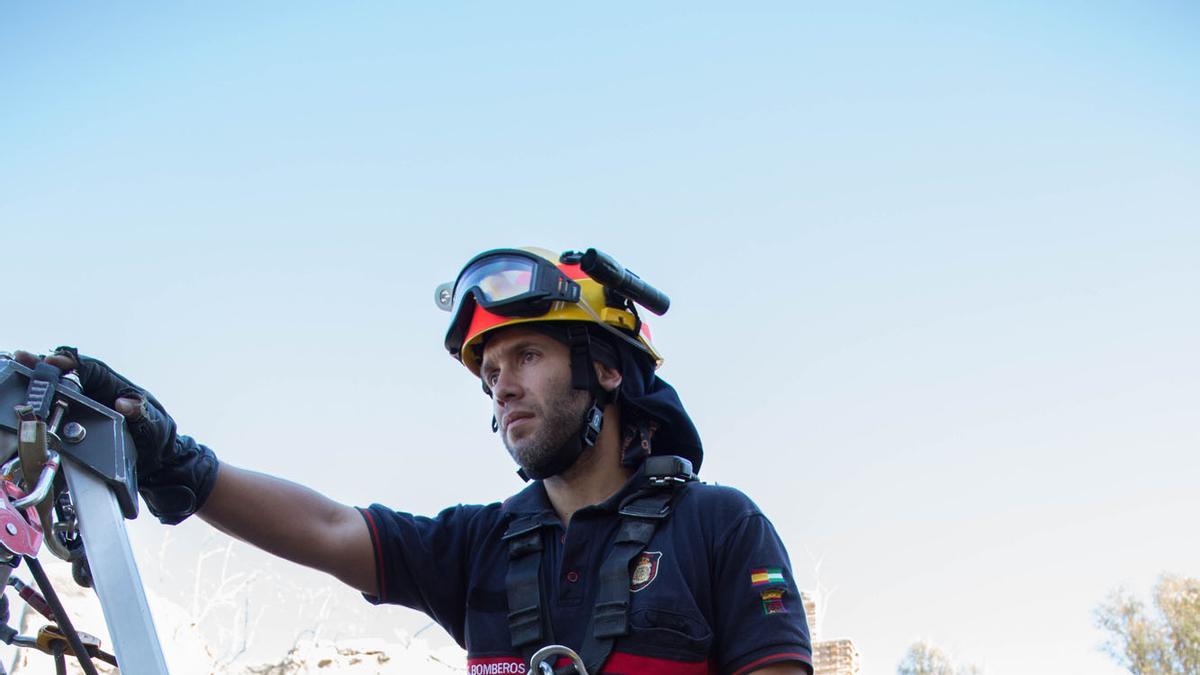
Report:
594,361,623,393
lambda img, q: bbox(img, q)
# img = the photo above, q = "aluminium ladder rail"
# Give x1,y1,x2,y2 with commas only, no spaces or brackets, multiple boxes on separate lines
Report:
0,357,169,673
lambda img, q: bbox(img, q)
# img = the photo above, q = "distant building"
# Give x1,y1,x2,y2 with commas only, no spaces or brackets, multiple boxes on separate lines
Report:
802,588,861,675
801,590,819,642
814,638,861,675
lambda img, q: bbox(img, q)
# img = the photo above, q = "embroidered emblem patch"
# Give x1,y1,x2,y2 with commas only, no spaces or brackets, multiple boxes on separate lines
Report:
750,567,786,587
760,588,788,615
630,551,662,593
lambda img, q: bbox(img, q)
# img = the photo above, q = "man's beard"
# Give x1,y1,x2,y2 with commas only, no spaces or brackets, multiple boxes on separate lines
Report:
502,379,591,478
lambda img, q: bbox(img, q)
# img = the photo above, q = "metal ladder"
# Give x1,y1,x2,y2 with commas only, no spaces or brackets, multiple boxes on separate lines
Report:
0,355,169,673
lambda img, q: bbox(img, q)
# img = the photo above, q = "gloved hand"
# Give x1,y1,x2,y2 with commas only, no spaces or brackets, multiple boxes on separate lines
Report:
13,348,219,525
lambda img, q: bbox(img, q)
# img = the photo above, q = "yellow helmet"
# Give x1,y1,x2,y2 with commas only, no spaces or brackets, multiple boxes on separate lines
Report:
438,247,664,377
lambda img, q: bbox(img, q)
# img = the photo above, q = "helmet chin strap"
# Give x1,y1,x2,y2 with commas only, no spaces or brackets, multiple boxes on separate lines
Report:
515,325,613,482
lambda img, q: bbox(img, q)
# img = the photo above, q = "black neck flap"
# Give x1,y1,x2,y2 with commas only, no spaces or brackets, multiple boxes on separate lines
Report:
612,342,703,474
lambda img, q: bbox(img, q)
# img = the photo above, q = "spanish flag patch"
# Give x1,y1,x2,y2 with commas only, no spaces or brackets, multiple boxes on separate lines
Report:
750,567,786,586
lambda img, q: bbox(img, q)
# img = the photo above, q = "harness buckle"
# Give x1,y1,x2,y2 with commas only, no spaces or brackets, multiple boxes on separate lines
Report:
641,455,695,486
617,501,671,520
592,598,630,638
507,604,544,646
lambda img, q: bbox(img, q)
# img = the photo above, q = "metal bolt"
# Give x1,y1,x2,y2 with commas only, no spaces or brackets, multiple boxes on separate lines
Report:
48,400,69,435
5,524,16,536
60,372,83,391
63,422,87,444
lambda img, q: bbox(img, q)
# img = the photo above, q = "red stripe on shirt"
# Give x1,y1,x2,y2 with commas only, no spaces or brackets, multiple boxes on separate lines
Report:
358,508,387,601
600,651,711,674
467,653,709,674
731,651,813,675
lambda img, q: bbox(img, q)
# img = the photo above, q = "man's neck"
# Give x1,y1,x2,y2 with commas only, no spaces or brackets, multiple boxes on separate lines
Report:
542,404,631,525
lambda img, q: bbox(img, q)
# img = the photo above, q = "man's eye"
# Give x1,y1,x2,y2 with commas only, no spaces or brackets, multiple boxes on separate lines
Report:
522,350,538,363
486,372,499,387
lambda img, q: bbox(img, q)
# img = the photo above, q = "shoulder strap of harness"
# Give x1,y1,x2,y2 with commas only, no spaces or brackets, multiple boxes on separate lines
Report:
577,486,677,674
506,456,697,674
503,514,552,652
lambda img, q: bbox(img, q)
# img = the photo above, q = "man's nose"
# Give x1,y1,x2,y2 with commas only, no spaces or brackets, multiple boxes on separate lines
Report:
492,369,523,402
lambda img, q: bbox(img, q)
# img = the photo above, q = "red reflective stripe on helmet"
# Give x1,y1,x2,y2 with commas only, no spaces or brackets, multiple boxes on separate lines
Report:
464,304,511,346
558,262,587,280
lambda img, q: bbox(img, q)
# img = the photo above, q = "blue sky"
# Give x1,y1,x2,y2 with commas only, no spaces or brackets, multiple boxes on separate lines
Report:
3,3,1198,673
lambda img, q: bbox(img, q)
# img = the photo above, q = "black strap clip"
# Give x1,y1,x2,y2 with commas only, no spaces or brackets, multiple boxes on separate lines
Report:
642,455,696,488
581,403,604,447
24,362,64,421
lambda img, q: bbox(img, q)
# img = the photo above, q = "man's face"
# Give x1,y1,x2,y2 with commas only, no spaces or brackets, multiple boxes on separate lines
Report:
480,327,590,474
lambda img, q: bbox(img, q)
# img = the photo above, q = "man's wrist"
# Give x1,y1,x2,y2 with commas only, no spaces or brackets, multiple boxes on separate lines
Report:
139,436,220,525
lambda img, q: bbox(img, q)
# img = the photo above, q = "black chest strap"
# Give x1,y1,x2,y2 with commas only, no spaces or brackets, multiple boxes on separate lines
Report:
503,468,694,674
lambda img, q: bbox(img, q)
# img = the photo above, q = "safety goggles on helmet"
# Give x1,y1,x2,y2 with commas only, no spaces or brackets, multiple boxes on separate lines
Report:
437,246,667,376
438,249,583,359
439,249,581,316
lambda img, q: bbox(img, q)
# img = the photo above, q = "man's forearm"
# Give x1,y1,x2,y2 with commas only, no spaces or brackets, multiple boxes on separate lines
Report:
197,462,376,594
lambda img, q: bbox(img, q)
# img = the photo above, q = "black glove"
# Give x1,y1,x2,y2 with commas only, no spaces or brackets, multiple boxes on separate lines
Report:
52,347,219,525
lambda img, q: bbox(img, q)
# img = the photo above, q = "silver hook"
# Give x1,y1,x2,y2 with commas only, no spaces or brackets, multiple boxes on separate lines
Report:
529,644,588,675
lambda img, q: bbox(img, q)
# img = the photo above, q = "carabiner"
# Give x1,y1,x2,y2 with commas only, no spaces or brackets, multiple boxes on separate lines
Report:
529,644,588,675
13,449,61,510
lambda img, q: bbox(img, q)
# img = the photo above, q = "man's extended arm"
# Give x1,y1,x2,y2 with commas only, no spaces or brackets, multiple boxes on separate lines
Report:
198,462,377,595
13,349,378,595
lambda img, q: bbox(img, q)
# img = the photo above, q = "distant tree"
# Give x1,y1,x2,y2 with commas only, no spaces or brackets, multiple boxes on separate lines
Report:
1096,573,1200,674
897,641,954,675
897,641,981,675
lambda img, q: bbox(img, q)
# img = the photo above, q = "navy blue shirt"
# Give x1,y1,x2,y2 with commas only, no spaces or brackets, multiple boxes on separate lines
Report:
359,469,812,674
